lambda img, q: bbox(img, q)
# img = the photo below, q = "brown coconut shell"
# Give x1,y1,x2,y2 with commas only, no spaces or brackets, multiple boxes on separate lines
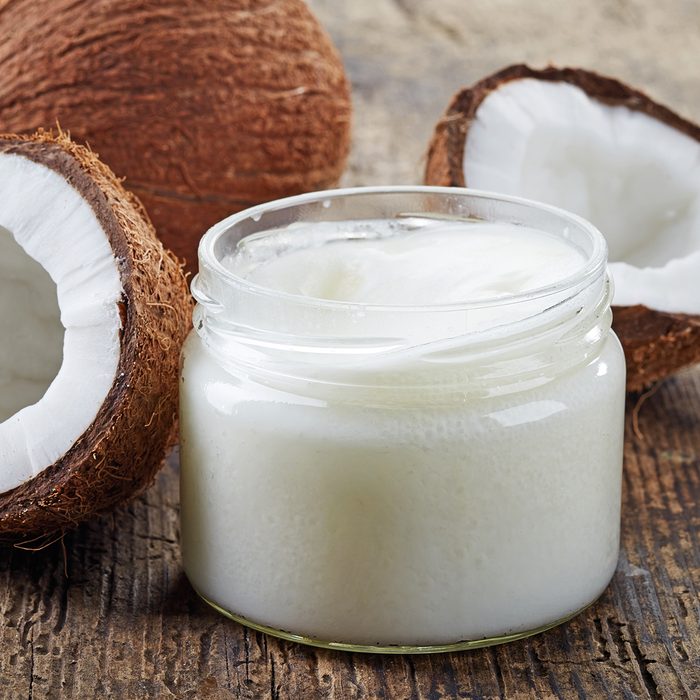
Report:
0,0,352,271
0,131,192,542
425,64,700,391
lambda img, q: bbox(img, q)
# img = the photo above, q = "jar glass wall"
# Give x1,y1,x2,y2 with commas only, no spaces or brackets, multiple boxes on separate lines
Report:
180,187,626,653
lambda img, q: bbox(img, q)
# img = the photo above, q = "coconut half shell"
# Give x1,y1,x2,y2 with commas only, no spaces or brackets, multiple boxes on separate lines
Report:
0,131,192,542
426,64,700,391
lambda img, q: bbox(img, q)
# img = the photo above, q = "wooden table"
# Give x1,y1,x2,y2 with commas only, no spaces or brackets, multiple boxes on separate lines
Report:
2,1,699,697
1,378,699,698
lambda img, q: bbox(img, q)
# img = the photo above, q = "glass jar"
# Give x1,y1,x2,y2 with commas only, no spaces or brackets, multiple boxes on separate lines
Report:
180,187,625,653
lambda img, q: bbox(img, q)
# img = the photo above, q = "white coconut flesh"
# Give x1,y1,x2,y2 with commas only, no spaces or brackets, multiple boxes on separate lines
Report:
0,153,121,492
464,79,700,313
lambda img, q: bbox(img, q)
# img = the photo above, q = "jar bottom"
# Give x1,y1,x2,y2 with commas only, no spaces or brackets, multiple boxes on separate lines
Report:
194,588,597,655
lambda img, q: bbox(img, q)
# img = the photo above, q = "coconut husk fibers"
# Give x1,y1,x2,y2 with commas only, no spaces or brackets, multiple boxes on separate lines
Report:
425,64,700,391
0,0,352,271
0,131,192,542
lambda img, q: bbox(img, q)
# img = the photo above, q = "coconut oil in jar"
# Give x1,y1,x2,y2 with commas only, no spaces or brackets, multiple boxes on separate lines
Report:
180,187,626,653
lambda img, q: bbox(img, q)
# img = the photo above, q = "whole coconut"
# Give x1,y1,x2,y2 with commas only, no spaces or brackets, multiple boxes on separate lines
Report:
0,0,352,268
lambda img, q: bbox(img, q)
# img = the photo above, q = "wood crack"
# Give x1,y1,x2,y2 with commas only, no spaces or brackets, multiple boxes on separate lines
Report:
487,647,507,699
405,656,420,699
243,626,251,681
27,631,35,700
269,654,279,700
627,635,662,700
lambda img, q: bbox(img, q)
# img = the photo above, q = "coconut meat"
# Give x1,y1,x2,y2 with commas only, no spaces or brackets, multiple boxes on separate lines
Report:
464,79,700,313
0,228,63,421
0,153,121,492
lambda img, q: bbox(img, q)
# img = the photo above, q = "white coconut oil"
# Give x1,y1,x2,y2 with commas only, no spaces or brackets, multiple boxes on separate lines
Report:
180,187,626,651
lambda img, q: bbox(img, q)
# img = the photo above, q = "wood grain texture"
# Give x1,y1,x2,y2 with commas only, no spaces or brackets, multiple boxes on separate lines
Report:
2,0,700,697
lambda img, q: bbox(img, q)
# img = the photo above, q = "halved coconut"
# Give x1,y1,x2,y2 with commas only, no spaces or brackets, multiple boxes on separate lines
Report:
0,131,191,541
426,64,700,391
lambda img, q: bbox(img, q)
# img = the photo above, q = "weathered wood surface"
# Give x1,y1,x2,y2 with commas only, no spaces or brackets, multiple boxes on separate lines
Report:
2,1,700,697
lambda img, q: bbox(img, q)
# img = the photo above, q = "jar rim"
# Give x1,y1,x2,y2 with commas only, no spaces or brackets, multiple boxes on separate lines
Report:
197,186,608,313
